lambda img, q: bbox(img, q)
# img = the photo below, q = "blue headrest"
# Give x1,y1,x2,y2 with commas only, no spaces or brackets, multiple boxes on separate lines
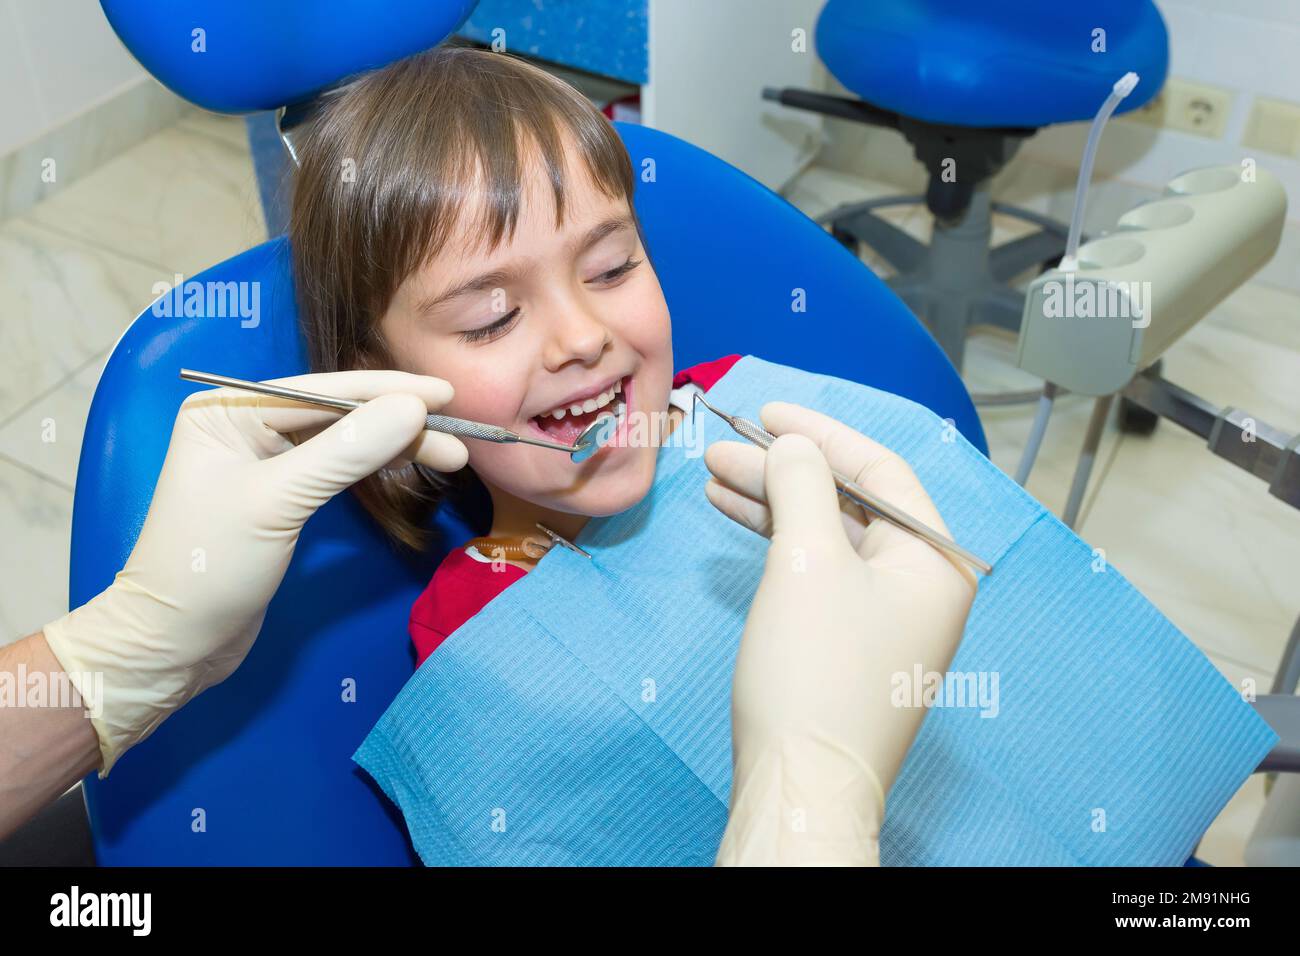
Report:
99,0,477,113
74,123,982,864
817,0,1169,128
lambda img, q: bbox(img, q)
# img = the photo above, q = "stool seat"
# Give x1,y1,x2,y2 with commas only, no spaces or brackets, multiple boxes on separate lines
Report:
816,0,1168,129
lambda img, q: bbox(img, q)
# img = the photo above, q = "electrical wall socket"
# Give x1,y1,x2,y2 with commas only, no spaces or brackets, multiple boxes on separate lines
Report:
1242,96,1300,159
1123,77,1234,139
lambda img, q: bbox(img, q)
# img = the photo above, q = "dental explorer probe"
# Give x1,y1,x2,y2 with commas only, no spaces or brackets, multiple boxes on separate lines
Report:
178,369,617,462
693,393,994,575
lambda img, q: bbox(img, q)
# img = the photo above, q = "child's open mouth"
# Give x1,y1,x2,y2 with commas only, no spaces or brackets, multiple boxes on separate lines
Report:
529,374,631,449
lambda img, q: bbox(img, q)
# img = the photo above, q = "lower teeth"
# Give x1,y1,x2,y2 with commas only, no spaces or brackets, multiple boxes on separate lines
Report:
534,400,625,444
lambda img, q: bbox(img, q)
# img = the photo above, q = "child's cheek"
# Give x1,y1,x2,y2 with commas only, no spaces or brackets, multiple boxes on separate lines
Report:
618,278,673,358
462,441,515,488
444,378,522,432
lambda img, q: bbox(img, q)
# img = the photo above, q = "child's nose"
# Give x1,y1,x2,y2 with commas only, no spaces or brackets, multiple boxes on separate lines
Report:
540,304,612,369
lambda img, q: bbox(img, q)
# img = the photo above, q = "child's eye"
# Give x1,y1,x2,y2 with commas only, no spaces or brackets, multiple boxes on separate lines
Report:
592,254,642,283
459,308,520,344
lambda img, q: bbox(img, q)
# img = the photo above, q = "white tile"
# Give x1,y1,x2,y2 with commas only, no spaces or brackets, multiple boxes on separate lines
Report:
1254,219,1300,296
1079,404,1300,677
176,109,252,150
1173,282,1300,429
0,78,190,222
0,0,48,157
9,0,143,129
0,353,105,488
0,220,161,424
0,457,72,645
781,164,905,222
25,122,268,276
1160,0,1300,28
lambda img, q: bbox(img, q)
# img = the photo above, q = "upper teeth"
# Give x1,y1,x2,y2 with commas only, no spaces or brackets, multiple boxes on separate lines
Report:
542,379,624,420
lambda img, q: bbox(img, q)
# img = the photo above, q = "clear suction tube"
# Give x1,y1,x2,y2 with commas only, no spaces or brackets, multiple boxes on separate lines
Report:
1017,72,1139,488
1059,72,1140,272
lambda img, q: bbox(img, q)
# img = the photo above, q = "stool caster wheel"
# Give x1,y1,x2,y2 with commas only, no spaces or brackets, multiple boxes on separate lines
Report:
1117,397,1159,435
830,225,859,255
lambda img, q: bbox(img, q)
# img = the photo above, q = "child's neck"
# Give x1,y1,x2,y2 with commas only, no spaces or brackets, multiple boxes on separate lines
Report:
484,405,685,565
488,494,591,551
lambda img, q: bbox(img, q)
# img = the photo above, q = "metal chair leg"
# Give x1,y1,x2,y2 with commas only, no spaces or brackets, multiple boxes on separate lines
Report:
1063,394,1115,530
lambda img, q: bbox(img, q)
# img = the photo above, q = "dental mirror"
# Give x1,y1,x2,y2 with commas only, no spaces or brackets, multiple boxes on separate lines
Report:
570,412,620,463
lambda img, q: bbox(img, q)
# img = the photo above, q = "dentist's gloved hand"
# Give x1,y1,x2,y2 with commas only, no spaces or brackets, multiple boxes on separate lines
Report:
703,402,977,866
41,371,467,776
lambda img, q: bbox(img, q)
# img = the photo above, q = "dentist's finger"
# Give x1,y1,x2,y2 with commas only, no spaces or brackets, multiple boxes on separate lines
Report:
249,370,456,435
755,403,975,582
259,402,468,473
263,392,440,515
758,401,951,538
704,439,870,544
704,478,772,537
403,427,470,473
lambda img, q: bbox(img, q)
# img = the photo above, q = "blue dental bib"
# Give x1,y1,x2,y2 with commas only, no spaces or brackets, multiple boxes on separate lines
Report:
355,356,1276,866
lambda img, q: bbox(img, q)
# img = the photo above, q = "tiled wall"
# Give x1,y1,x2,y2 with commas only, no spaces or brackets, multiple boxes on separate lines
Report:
0,0,190,221
0,0,145,156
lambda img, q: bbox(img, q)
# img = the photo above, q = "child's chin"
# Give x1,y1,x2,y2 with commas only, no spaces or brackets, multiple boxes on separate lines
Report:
563,462,656,517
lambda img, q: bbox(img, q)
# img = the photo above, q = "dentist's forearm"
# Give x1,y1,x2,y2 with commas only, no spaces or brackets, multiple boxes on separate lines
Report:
715,739,883,867
0,632,102,841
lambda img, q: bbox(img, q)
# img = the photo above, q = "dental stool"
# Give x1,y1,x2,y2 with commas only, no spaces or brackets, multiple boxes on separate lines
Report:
765,0,1169,370
68,0,984,865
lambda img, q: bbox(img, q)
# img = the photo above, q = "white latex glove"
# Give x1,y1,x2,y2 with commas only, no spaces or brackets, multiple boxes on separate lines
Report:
704,402,977,866
41,371,467,776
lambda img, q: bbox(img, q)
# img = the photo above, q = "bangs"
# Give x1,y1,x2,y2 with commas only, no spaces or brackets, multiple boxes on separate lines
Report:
432,80,633,259
302,46,635,315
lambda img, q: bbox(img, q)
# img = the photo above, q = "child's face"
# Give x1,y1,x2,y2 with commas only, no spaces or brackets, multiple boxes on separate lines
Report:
380,146,674,519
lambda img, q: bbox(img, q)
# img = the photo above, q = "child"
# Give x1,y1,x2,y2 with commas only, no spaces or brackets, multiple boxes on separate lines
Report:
289,46,739,665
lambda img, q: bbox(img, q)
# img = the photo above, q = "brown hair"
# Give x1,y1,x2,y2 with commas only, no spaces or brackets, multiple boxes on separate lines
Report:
289,44,636,552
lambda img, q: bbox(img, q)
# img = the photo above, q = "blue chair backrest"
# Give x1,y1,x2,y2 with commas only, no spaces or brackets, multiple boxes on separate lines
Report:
73,122,983,864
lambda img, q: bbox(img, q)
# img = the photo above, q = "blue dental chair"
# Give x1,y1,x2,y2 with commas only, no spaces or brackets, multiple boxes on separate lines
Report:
765,0,1170,370
64,0,985,866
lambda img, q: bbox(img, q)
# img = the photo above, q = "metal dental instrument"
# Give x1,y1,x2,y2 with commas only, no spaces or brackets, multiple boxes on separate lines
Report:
179,369,618,462
692,393,994,575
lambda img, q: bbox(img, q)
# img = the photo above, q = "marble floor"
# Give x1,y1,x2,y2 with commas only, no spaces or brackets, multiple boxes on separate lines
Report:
3,110,1297,866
